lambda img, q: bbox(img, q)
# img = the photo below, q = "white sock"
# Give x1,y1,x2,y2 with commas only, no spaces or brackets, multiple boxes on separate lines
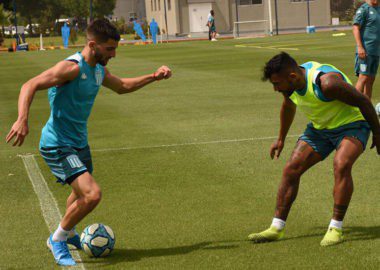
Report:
52,224,70,242
271,218,286,230
68,227,77,238
329,219,343,230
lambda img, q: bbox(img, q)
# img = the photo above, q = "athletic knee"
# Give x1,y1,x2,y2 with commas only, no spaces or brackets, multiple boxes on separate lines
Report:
333,159,353,177
84,187,102,206
283,161,304,180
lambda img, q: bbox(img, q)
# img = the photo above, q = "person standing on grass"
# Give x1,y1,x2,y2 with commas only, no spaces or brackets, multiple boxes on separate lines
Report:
208,10,217,41
6,18,172,266
353,0,380,99
207,10,212,41
248,52,380,247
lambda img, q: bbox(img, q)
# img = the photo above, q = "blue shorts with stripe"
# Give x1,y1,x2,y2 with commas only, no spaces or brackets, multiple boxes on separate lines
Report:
355,54,379,76
299,121,370,160
39,145,93,185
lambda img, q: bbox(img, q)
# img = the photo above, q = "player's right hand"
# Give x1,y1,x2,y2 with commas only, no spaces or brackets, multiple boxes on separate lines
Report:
6,119,29,147
358,46,366,59
270,139,284,160
154,66,172,80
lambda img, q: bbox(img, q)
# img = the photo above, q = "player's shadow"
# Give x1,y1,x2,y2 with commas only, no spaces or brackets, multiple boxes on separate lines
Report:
278,225,380,243
343,226,380,242
116,241,240,262
82,240,241,266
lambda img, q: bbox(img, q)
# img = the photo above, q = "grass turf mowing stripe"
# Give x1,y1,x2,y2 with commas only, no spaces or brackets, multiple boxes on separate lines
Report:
20,154,85,270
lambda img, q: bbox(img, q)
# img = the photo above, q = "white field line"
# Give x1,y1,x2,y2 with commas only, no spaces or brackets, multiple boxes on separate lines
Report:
8,135,300,156
20,155,85,270
275,47,300,51
235,44,299,51
91,134,300,153
234,38,326,46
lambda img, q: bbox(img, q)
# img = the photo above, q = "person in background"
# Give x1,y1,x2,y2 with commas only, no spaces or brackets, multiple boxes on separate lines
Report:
208,10,217,41
353,0,380,99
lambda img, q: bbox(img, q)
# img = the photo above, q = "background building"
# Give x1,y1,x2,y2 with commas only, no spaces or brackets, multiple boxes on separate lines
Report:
145,0,331,35
113,0,147,22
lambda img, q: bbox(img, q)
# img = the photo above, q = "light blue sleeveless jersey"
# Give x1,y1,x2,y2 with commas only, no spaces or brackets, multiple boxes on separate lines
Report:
40,52,105,149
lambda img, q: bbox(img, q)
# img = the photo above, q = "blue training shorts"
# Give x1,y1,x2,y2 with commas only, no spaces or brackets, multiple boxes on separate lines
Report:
299,121,370,160
39,145,93,185
355,54,379,76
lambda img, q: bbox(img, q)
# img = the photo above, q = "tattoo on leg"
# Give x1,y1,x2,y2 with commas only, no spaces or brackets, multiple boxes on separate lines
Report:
297,143,308,153
290,143,308,162
333,204,349,221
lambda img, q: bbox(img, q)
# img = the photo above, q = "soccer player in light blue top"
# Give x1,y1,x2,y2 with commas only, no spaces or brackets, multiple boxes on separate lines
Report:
6,19,172,266
353,0,380,99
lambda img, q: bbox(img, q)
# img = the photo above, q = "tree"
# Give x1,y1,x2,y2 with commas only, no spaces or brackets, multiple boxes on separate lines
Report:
330,0,364,21
39,0,66,34
63,0,89,19
0,3,12,34
92,0,116,19
15,0,43,35
63,0,116,20
62,0,115,30
0,0,12,10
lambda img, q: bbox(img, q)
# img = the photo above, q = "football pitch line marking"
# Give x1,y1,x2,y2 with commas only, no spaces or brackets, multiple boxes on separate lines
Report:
7,134,300,156
234,38,326,47
235,44,299,51
20,155,86,270
92,134,300,153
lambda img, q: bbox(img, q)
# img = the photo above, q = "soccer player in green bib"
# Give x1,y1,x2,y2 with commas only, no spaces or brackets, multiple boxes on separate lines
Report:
248,52,380,246
353,0,380,99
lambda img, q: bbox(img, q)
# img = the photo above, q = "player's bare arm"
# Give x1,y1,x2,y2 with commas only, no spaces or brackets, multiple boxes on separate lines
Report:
352,24,366,59
6,61,80,146
320,72,380,154
103,66,172,94
271,94,297,159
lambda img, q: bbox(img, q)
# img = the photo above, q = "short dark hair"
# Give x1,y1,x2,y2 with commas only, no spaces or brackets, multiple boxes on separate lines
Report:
87,19,120,43
262,52,299,81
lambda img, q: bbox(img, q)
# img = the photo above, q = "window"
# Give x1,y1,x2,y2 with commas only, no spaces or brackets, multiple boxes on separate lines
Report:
154,0,157,11
168,0,171,11
151,0,153,11
158,0,161,11
239,0,262,5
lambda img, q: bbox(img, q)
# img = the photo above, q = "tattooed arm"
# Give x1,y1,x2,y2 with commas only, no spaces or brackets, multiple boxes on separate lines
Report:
319,72,380,154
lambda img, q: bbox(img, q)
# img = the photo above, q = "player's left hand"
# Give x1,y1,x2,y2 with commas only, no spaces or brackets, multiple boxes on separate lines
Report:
371,133,380,155
154,66,172,80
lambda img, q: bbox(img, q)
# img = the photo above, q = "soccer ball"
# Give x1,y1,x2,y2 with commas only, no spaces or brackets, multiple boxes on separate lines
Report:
375,103,380,116
80,223,115,257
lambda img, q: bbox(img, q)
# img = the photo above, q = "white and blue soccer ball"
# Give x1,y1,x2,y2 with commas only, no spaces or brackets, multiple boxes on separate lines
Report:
375,103,380,117
80,223,115,257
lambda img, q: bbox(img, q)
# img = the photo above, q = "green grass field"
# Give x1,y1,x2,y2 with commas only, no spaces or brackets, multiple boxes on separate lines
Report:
1,31,379,269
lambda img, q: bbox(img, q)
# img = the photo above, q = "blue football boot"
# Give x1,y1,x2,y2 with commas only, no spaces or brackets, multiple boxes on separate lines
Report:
47,235,76,266
67,233,82,250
